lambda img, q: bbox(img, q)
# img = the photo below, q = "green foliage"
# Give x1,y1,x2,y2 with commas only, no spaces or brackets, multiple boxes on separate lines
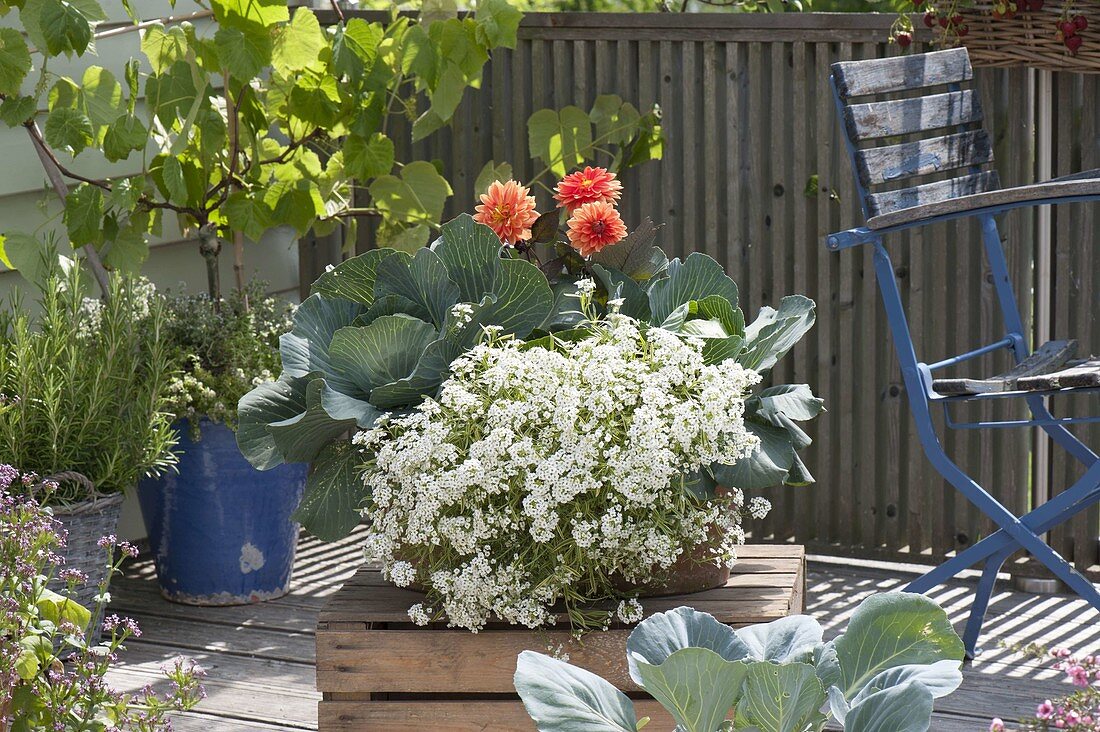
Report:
571,224,823,492
526,94,663,177
0,249,177,502
514,593,965,732
236,215,554,540
0,0,522,293
155,281,294,434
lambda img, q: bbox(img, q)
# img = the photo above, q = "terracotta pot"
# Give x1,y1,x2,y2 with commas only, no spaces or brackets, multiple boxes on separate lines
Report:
612,538,730,597
394,536,731,598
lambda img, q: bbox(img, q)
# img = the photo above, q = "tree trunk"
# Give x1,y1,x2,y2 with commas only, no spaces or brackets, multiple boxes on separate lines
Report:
233,229,248,310
198,224,222,305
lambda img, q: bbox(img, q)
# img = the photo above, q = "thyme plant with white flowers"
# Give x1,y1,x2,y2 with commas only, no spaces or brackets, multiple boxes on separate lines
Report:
355,287,768,631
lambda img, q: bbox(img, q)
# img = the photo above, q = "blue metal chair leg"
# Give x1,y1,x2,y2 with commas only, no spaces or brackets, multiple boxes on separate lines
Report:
907,461,1100,594
924,444,1100,609
961,548,1012,659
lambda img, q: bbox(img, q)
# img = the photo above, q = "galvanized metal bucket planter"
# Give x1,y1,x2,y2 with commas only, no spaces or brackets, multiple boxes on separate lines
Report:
137,420,307,606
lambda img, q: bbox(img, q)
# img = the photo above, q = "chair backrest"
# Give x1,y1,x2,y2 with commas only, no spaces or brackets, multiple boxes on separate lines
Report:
831,48,1002,222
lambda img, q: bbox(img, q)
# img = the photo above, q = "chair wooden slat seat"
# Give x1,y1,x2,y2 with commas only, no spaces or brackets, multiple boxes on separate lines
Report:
1018,358,1100,392
868,175,1100,230
932,340,1078,395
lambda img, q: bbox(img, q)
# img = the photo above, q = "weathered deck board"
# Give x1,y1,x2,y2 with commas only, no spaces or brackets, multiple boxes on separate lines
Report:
105,534,1100,730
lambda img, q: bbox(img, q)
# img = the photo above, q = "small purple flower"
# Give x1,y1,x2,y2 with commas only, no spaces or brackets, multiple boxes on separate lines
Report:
116,541,139,559
102,614,142,638
0,464,19,490
59,567,88,584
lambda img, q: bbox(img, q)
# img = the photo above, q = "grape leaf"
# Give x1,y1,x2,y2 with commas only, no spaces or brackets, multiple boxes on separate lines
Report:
344,132,394,180
44,107,94,155
272,7,325,76
0,28,31,96
63,183,105,246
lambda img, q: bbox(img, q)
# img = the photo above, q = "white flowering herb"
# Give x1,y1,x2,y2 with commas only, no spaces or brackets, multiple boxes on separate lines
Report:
359,313,766,633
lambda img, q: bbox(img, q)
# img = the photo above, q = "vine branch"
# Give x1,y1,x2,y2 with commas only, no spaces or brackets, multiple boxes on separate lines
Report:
25,122,111,296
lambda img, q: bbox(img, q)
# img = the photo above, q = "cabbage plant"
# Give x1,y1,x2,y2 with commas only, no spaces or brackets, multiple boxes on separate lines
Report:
237,215,555,540
514,592,965,732
238,214,822,541
572,219,823,494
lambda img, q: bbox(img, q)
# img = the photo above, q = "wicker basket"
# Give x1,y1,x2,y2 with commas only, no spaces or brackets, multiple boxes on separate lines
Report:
46,475,125,643
960,0,1100,72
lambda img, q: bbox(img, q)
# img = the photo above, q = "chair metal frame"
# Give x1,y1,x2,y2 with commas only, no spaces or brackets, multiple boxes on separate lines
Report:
827,55,1100,658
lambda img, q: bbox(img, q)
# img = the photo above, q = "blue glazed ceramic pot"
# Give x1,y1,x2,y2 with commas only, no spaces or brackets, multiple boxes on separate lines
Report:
137,420,307,605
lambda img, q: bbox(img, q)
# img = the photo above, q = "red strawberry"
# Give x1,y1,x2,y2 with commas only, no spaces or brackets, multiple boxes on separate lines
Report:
1066,34,1084,52
1031,0,1045,10
924,10,936,26
896,31,914,47
939,16,949,26
957,23,970,35
1060,20,1078,35
952,13,965,24
1074,14,1088,29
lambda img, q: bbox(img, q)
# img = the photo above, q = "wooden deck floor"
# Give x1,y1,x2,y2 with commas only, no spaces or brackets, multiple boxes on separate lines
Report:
106,534,1100,731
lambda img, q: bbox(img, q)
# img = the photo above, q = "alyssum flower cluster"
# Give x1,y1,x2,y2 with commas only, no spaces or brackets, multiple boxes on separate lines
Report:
355,289,765,632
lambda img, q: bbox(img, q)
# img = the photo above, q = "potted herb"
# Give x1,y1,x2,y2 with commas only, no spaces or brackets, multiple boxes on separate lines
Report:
237,170,822,632
0,464,205,730
136,281,304,605
0,258,176,616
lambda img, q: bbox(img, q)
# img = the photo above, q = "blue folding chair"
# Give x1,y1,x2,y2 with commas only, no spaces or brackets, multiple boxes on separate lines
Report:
826,47,1100,658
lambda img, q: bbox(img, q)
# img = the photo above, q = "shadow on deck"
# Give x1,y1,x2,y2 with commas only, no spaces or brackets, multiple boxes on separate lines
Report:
106,533,1100,731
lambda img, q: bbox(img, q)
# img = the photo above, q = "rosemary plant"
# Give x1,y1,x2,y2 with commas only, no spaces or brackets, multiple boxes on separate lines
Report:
0,260,177,504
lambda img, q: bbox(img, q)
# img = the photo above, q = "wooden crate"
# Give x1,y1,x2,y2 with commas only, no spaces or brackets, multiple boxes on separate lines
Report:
317,544,806,731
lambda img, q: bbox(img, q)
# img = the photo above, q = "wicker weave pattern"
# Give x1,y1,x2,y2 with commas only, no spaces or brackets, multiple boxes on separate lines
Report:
49,492,124,642
961,0,1100,72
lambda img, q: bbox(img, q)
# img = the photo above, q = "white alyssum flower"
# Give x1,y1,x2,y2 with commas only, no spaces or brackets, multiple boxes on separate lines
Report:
387,560,417,588
450,302,474,325
748,496,772,520
361,314,762,632
616,598,644,624
407,603,433,626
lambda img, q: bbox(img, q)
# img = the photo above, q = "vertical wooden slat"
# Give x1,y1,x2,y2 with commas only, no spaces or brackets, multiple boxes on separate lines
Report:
659,41,681,259
813,41,837,547
702,41,720,264
790,41,817,544
1050,70,1099,575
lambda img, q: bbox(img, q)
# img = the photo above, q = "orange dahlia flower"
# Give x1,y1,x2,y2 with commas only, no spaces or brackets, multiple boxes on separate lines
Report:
473,180,539,245
554,166,623,212
565,201,627,257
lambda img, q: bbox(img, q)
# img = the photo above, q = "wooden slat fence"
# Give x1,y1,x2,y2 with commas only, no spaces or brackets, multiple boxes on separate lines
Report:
304,12,1100,576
